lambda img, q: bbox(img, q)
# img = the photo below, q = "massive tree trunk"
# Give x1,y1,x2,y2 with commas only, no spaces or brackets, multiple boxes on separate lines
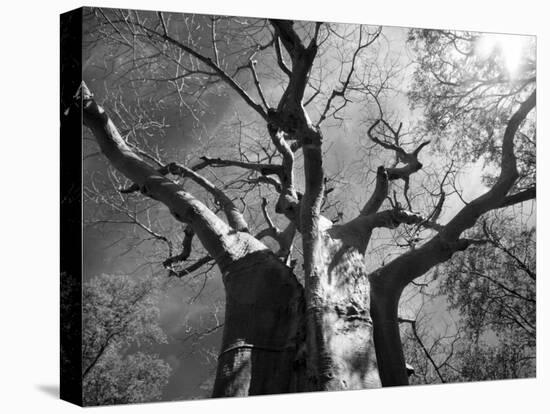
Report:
216,232,382,395
301,235,381,391
212,250,304,396
79,82,382,396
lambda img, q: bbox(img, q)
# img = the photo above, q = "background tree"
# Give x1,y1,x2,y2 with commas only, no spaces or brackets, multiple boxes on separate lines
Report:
74,8,536,399
82,273,172,405
408,29,535,194
401,213,535,383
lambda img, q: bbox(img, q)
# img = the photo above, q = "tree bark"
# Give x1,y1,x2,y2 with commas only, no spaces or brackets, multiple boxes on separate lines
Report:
369,281,407,386
212,250,305,396
303,232,382,391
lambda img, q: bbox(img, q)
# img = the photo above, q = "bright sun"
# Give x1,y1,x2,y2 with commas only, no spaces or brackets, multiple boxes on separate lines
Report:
475,34,528,78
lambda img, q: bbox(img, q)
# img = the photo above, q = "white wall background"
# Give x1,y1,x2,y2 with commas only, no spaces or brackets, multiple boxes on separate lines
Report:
0,0,547,412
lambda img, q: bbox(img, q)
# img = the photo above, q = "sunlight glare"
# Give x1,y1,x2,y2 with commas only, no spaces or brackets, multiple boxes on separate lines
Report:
475,34,527,78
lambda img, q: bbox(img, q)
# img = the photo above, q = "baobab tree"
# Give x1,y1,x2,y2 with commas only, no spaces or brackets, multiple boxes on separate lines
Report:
69,8,536,399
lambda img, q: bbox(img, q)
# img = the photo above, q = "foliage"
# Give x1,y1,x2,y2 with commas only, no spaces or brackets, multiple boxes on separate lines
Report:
82,274,172,405
398,32,536,384
440,214,535,346
403,214,535,384
408,29,536,190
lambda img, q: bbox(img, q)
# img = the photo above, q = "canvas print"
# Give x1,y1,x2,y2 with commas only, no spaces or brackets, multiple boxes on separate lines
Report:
60,6,536,406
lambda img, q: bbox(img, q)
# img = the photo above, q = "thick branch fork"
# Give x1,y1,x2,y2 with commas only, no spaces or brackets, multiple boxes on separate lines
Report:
328,206,441,252
368,119,430,181
256,198,296,260
328,164,441,252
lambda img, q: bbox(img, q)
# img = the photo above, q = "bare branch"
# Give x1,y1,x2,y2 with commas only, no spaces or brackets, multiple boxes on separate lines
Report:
361,166,389,215
256,198,297,260
317,26,381,126
173,255,214,278
210,16,220,66
274,35,292,77
157,12,168,37
117,155,251,233
269,19,318,125
482,221,536,280
192,156,283,177
267,128,300,222
246,175,283,193
369,90,536,297
497,186,536,209
398,318,446,383
368,119,430,181
140,17,268,120
163,226,195,268
249,59,270,109
442,90,536,240
329,207,441,252
120,164,170,194
260,197,277,230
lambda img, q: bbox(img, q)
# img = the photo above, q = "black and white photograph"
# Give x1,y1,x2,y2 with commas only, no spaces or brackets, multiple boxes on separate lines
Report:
2,1,548,413
59,6,537,405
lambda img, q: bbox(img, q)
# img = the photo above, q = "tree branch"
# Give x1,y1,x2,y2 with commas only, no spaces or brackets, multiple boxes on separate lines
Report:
369,91,536,297
79,82,264,271
172,255,214,278
274,35,292,77
317,26,381,127
482,221,536,280
142,15,268,120
497,186,536,209
249,59,270,109
166,162,249,232
260,197,277,230
398,318,446,383
368,119,430,181
442,90,536,240
329,207,441,253
256,198,297,261
361,166,389,215
192,156,283,177
163,226,195,268
269,19,318,131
